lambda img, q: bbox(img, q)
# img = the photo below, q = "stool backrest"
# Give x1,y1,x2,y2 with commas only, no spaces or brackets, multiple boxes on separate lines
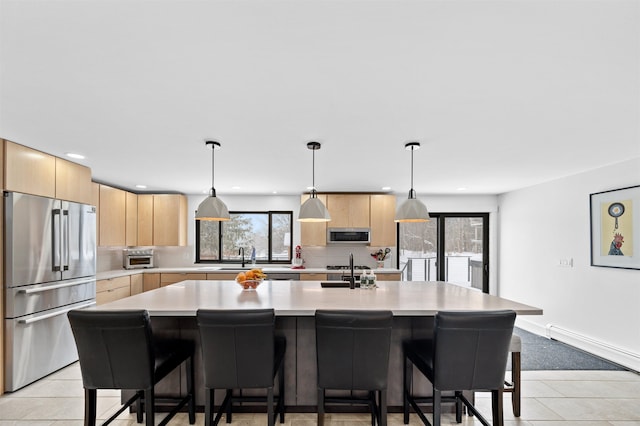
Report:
315,310,393,391
433,310,516,391
67,310,155,389
196,309,276,389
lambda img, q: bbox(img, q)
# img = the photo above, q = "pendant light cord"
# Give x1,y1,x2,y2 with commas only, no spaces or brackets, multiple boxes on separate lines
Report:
211,143,215,196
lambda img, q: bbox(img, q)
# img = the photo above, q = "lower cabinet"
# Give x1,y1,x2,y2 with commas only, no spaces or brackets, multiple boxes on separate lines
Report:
300,273,327,281
130,274,143,295
160,273,207,287
206,273,239,280
376,273,401,281
143,273,161,292
96,276,131,305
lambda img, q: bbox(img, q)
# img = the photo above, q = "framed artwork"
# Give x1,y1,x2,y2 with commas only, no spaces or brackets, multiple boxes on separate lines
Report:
590,185,640,269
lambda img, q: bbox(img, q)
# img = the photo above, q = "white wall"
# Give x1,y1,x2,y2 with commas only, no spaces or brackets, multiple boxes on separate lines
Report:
498,158,640,371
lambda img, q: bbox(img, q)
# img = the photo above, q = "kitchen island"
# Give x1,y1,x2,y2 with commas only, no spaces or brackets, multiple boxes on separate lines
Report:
91,280,542,409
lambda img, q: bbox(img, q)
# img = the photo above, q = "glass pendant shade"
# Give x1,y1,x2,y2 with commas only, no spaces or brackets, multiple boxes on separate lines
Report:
195,141,230,221
394,142,430,223
298,142,331,222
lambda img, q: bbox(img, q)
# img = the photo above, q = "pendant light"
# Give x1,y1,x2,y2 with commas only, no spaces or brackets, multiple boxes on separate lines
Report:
195,141,230,221
298,141,331,222
395,142,430,222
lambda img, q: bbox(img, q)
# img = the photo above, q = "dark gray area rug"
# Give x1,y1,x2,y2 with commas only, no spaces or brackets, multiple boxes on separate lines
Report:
510,327,627,371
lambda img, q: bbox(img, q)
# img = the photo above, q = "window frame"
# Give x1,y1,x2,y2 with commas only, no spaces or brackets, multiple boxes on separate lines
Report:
195,210,294,264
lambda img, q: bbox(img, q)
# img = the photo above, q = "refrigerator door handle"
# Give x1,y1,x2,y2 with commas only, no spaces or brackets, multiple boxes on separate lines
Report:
52,208,62,272
62,209,69,271
17,301,96,325
18,278,96,294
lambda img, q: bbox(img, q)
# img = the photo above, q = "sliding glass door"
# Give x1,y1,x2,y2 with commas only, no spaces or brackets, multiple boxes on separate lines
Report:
398,213,489,293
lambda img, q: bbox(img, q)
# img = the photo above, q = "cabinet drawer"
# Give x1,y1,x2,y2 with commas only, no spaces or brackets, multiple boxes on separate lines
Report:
96,276,130,293
376,273,401,281
160,273,207,287
206,273,239,280
300,273,327,281
96,285,131,305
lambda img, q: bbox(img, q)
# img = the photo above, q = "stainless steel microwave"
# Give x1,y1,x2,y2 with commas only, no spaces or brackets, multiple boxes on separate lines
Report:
327,228,371,244
123,249,155,269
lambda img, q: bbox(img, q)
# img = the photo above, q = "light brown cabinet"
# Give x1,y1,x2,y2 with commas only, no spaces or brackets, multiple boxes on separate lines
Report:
55,157,92,204
300,273,327,281
130,274,143,295
143,273,161,292
206,273,239,280
376,273,401,281
4,140,56,198
300,194,328,246
137,194,188,246
91,183,100,246
327,194,370,228
96,276,131,305
125,192,138,246
98,184,126,246
160,273,207,287
369,194,397,247
4,140,92,204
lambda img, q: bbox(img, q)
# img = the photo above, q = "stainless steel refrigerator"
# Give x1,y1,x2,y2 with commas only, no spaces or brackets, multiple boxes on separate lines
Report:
4,191,97,391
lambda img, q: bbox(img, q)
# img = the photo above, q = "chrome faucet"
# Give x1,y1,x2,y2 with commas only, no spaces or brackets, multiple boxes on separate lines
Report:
239,247,245,268
349,253,355,289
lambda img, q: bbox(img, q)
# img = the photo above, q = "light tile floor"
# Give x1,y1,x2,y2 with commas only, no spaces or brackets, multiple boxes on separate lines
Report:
1,363,640,425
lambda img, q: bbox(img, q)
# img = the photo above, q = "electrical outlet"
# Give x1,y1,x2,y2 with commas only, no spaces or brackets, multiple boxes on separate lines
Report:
558,258,573,267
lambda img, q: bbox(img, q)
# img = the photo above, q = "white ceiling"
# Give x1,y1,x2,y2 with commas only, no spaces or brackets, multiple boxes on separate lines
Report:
1,0,639,197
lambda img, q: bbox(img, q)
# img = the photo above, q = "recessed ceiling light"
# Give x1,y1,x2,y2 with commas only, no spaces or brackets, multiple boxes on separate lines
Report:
272,190,278,194
457,187,467,191
381,186,391,191
135,184,147,189
66,152,85,159
231,186,241,190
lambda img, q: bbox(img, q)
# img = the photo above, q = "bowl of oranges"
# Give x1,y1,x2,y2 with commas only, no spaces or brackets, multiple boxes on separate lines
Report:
235,268,267,290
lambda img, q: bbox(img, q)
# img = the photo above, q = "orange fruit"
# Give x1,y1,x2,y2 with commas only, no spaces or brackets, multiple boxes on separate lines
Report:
245,270,255,279
236,272,246,282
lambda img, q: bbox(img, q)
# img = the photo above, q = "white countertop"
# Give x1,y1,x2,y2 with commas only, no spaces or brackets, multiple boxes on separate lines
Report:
96,267,402,280
92,280,543,317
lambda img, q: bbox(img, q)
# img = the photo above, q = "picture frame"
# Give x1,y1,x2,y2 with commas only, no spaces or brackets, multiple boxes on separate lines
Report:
590,185,640,270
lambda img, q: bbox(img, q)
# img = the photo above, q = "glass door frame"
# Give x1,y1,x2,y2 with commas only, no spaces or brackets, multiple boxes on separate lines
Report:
397,212,490,293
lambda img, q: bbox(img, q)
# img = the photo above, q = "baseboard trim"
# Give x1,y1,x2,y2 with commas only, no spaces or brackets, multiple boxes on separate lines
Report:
515,318,640,373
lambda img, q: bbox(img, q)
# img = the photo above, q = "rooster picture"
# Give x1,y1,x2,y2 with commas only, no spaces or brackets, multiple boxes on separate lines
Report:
608,233,624,256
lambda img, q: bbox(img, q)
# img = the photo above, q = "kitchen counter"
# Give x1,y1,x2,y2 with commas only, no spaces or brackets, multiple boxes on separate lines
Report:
96,266,402,280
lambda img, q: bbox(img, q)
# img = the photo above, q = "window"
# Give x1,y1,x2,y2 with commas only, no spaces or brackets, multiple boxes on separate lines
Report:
398,213,489,293
196,211,293,264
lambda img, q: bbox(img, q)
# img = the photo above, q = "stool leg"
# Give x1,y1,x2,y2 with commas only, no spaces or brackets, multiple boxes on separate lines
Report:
136,391,144,423
84,388,97,426
225,389,232,424
403,356,411,424
267,387,275,426
144,388,154,426
278,361,285,423
491,389,504,426
380,389,387,426
205,388,213,426
317,388,325,426
187,356,196,424
512,351,521,417
432,389,441,426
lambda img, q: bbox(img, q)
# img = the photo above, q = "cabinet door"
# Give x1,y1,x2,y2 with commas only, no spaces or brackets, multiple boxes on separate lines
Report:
370,195,397,247
130,274,143,295
91,183,100,246
137,195,154,246
125,192,138,246
300,273,327,281
55,157,92,204
4,140,56,198
143,273,161,292
206,273,239,280
376,273,401,281
160,273,207,287
99,185,126,246
327,194,370,228
153,195,187,246
300,194,328,246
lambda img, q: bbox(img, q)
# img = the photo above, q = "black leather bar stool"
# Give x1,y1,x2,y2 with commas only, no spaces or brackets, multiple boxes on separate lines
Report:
403,310,516,426
315,310,393,426
196,309,286,426
67,309,196,426
504,334,522,417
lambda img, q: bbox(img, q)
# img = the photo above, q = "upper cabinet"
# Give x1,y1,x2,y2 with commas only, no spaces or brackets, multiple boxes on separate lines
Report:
3,140,92,204
125,192,138,246
137,194,188,246
55,157,92,204
326,194,370,228
99,184,126,246
369,194,396,247
300,193,328,246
